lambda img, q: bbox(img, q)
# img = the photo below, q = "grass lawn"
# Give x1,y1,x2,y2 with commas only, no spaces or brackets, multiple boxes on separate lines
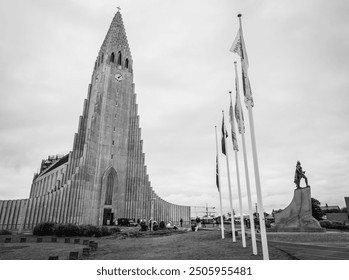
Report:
1,227,293,260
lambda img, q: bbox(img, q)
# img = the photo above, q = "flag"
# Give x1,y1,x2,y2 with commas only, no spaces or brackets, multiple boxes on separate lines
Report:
221,116,228,155
234,72,245,134
229,99,239,151
216,155,220,191
230,26,254,108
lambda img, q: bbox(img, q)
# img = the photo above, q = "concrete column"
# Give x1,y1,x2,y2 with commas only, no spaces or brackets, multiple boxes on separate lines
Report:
45,193,53,224
62,183,72,223
35,196,44,225
124,94,134,219
38,180,42,196
39,194,47,223
29,198,38,229
5,201,14,229
17,199,28,234
22,198,33,230
70,180,79,224
75,178,84,225
54,189,62,223
59,187,67,223
2,200,11,229
52,190,60,223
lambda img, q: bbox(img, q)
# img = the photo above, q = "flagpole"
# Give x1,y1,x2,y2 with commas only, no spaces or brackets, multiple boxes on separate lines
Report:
222,111,236,242
215,126,225,239
238,14,269,260
229,91,246,248
234,62,257,255
247,104,269,259
241,132,258,254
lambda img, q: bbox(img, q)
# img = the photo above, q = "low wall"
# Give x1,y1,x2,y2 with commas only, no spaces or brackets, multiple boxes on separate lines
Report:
0,199,28,232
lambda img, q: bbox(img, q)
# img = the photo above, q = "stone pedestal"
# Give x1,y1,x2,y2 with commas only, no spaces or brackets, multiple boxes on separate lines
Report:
274,186,324,232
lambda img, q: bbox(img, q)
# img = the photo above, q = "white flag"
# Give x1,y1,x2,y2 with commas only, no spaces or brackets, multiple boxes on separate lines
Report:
229,100,239,151
235,78,245,134
230,27,254,108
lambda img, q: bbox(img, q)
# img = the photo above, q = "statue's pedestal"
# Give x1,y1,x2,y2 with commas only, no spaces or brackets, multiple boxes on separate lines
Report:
274,186,325,232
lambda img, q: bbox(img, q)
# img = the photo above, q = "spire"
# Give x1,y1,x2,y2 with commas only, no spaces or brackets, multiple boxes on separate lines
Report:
99,10,132,59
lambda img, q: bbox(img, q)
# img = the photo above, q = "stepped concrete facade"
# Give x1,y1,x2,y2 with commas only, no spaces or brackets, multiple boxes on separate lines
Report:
274,186,324,232
0,11,190,232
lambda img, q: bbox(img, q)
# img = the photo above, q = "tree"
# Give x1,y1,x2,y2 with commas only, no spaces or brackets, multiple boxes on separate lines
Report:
311,198,323,220
341,207,348,213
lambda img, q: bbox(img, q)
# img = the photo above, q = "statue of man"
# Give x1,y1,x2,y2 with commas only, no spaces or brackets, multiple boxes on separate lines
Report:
294,161,309,189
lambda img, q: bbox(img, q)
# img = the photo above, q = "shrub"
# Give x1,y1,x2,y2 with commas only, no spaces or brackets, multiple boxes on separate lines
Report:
79,224,99,237
33,222,123,237
100,226,111,237
77,224,117,237
33,222,56,236
159,221,165,229
319,220,332,228
110,227,121,234
320,220,349,230
0,229,12,235
54,223,80,237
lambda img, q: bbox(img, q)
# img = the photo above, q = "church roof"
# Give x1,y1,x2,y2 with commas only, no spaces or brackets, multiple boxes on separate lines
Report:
99,10,131,59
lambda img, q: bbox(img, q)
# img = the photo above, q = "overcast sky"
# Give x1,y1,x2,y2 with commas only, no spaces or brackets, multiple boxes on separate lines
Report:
0,0,348,217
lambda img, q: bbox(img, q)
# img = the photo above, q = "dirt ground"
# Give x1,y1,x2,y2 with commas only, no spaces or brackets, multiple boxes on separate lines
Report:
0,228,293,260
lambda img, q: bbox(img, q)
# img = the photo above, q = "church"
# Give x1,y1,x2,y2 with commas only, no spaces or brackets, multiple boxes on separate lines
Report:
0,10,190,231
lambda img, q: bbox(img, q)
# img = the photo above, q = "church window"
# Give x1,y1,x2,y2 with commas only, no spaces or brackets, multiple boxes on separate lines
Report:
111,154,113,159
117,51,122,65
110,52,115,63
105,173,113,205
125,58,129,68
112,140,115,145
113,127,116,131
101,53,104,63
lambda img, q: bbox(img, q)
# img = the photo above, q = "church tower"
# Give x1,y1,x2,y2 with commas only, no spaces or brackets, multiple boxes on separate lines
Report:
0,11,190,231
70,10,136,225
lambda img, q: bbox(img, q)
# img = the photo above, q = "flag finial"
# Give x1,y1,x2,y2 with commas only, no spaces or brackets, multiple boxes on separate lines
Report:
234,61,237,65
237,14,242,18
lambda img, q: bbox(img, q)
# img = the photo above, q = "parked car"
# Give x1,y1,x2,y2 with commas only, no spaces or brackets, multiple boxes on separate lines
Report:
129,219,138,227
117,218,131,226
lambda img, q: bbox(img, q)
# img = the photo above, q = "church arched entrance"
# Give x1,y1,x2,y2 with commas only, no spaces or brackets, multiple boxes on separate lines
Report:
101,167,117,225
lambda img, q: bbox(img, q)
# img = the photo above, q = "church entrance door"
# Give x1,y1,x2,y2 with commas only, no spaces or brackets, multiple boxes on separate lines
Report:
103,208,113,225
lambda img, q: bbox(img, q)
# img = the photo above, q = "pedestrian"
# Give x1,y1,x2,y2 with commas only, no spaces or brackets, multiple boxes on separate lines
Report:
180,218,183,227
195,216,201,229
